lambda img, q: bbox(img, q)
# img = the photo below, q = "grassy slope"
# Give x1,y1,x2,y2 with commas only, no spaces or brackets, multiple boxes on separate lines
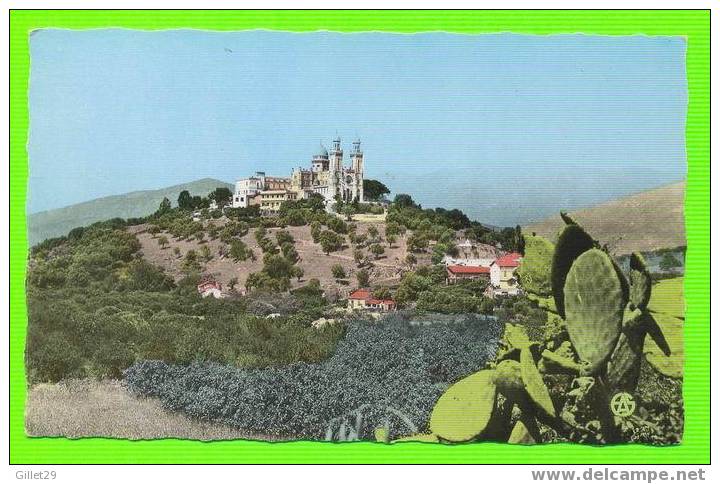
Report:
27,178,232,246
524,182,686,255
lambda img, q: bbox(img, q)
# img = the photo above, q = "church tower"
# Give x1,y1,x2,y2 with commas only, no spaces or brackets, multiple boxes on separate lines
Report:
328,136,343,202
351,139,364,202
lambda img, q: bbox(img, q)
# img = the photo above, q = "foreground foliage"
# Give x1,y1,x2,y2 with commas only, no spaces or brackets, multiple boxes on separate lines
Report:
425,215,683,445
125,314,503,440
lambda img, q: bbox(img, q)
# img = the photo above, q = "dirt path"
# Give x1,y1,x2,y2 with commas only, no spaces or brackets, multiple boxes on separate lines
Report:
26,380,280,441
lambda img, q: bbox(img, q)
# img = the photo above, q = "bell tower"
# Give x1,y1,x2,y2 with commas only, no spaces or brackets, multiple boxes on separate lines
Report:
351,139,364,202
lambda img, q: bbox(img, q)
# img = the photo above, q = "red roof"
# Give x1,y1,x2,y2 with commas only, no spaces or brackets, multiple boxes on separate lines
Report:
495,252,522,268
349,288,372,300
447,265,490,275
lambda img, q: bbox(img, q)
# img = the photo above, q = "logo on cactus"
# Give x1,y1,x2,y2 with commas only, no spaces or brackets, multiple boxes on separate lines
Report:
610,392,636,417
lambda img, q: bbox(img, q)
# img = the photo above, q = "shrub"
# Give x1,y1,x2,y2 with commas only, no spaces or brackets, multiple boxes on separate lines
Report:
331,264,346,279
125,315,503,440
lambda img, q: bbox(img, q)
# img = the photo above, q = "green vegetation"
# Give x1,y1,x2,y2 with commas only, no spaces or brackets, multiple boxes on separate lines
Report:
362,179,391,201
25,220,341,384
516,235,554,296
387,193,522,252
426,216,681,445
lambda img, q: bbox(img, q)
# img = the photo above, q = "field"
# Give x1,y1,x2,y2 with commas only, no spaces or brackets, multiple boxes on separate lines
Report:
25,380,263,441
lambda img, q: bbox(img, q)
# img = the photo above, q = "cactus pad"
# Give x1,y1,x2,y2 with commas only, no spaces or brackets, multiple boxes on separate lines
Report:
563,249,625,366
508,420,536,444
492,359,526,403
551,224,596,318
520,346,556,417
430,370,497,442
628,252,652,310
606,330,644,392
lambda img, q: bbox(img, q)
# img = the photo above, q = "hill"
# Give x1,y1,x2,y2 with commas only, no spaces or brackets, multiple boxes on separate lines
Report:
524,182,686,255
27,178,232,246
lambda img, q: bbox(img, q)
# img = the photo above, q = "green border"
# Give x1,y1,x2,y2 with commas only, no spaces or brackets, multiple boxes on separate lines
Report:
10,10,710,464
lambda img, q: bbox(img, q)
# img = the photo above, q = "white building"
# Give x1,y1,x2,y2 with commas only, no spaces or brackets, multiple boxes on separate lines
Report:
232,136,365,212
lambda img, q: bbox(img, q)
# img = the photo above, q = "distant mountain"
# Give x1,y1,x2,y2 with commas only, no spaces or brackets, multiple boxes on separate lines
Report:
524,182,686,255
27,178,233,246
381,161,684,227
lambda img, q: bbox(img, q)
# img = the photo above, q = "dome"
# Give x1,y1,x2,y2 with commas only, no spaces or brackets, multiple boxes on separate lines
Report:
315,144,329,158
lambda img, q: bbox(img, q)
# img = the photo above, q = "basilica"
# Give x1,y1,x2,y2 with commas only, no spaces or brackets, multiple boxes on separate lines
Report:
232,136,364,212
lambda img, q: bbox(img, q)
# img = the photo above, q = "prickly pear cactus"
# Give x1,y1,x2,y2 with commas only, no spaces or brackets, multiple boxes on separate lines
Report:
563,249,626,366
628,252,651,310
429,370,497,442
551,224,596,318
520,346,556,417
492,360,525,403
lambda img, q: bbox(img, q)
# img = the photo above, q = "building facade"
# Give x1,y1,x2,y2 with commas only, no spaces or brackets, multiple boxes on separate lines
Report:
347,288,396,312
490,252,522,295
232,137,365,212
446,265,491,284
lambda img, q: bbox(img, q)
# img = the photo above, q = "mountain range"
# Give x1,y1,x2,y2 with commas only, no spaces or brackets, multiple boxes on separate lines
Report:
525,181,686,255
27,178,232,246
27,178,686,254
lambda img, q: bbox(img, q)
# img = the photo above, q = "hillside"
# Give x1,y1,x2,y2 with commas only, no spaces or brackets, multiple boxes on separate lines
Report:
27,178,232,246
524,182,686,255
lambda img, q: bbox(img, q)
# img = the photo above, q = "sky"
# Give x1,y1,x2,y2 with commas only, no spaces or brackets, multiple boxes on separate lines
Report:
28,29,688,224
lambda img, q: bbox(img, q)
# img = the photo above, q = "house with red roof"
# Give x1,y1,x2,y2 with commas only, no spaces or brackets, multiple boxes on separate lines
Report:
490,252,522,295
347,288,397,312
446,264,491,284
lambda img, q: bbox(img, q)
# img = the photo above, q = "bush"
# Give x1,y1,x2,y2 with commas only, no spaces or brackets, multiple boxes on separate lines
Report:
125,315,503,440
331,264,346,279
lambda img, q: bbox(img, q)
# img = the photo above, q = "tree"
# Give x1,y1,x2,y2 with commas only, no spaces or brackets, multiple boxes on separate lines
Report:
310,221,323,243
353,249,365,267
275,230,295,246
331,264,346,279
356,269,370,287
385,222,406,237
373,286,391,300
147,225,161,237
209,187,233,207
363,179,390,201
319,230,344,254
178,190,193,211
659,253,682,271
407,232,429,252
263,253,295,280
387,234,397,248
367,225,379,240
182,249,201,273
405,253,417,266
158,235,169,249
281,242,299,264
200,244,213,263
229,239,252,262
228,277,239,291
393,194,418,209
173,247,181,258
156,197,172,215
342,204,355,221
291,265,304,282
370,243,385,259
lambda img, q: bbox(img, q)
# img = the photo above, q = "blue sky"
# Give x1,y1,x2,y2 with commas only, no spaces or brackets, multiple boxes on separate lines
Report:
28,29,687,224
